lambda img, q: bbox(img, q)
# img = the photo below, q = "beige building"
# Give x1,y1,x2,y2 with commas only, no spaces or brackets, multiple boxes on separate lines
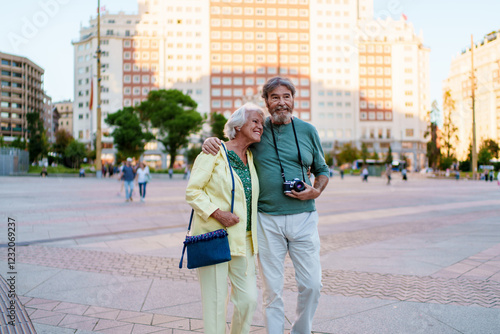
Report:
73,0,430,169
443,30,500,160
54,100,73,135
0,51,46,143
355,17,430,170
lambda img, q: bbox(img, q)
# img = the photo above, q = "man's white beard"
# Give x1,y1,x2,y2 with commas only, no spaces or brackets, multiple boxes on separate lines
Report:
271,107,292,124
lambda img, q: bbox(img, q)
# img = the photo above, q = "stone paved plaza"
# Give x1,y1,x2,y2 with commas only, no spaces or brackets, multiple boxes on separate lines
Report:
1,173,500,333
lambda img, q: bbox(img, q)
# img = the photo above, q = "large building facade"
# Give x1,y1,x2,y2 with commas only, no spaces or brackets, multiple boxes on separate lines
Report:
73,0,430,170
443,30,500,160
54,100,73,135
0,51,46,143
355,18,430,169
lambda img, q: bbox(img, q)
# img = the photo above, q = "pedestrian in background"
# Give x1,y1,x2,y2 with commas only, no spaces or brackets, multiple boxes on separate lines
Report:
361,166,369,182
402,167,407,181
122,158,136,202
136,161,150,202
386,164,392,185
168,167,173,179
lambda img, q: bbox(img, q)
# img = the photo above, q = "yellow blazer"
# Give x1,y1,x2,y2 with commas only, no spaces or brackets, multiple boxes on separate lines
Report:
185,144,259,256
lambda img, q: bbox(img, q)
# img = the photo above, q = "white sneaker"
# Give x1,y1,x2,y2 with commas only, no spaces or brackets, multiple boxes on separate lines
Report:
140,198,144,202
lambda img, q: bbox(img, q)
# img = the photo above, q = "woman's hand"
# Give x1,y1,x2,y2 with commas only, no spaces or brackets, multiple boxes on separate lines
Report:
210,209,240,227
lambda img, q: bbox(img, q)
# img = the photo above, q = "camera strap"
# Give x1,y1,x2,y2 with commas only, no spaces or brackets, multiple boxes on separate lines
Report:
269,118,306,182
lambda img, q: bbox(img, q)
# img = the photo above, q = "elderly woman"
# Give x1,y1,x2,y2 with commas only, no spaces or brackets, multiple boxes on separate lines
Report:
185,103,264,334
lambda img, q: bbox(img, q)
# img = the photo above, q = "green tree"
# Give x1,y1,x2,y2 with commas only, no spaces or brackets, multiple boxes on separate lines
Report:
385,145,393,164
478,139,500,166
65,139,87,168
10,136,27,150
439,156,454,170
0,135,5,147
210,112,227,140
360,142,369,164
26,111,48,162
441,90,459,159
481,139,499,159
137,89,203,168
324,151,334,166
53,129,73,160
336,142,359,165
371,150,379,160
424,100,441,170
106,107,155,160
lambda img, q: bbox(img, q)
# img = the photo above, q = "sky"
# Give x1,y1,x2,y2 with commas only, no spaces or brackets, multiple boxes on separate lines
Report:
1,0,499,110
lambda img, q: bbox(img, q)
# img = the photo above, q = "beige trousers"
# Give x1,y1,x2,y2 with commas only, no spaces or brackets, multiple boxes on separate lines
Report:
198,232,257,334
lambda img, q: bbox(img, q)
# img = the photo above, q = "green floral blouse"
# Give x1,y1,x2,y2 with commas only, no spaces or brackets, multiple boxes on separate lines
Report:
227,150,252,231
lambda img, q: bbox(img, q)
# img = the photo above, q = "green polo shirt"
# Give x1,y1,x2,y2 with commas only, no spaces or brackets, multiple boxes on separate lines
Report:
250,117,329,215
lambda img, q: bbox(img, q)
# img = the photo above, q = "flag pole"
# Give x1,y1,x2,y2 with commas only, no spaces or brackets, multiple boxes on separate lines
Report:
96,0,102,178
471,35,478,180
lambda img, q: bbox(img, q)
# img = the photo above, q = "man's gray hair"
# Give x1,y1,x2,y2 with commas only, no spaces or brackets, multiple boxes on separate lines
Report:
224,103,264,140
261,76,296,100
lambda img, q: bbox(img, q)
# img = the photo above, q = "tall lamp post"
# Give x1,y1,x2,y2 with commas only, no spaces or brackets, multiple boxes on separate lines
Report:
470,35,478,180
95,0,103,178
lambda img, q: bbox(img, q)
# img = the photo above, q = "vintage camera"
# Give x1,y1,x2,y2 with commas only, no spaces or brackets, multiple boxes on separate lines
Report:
283,178,306,193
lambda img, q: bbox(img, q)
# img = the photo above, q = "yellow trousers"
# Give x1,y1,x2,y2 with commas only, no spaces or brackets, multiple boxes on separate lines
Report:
198,233,257,334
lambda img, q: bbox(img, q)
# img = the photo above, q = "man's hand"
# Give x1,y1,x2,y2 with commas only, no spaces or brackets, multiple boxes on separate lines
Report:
285,175,329,201
202,137,222,156
285,183,320,200
210,209,240,227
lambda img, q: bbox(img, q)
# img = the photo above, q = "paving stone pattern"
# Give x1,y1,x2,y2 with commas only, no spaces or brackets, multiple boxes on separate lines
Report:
3,176,500,333
17,244,500,309
20,297,267,334
0,275,36,334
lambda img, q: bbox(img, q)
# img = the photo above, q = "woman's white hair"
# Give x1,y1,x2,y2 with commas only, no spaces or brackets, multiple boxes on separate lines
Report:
223,103,264,140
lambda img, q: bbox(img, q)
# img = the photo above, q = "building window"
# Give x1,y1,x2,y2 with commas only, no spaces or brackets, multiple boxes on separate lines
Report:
405,129,414,137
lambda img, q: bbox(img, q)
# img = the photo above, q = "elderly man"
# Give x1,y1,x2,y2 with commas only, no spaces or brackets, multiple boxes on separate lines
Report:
203,77,329,333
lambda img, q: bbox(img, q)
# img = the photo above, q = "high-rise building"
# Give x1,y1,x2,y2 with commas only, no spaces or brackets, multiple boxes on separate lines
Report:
443,30,500,160
73,0,430,170
354,17,430,169
0,51,46,143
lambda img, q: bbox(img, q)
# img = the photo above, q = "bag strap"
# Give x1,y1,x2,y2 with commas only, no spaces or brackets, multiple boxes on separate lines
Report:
221,142,235,213
179,143,235,268
179,209,194,268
